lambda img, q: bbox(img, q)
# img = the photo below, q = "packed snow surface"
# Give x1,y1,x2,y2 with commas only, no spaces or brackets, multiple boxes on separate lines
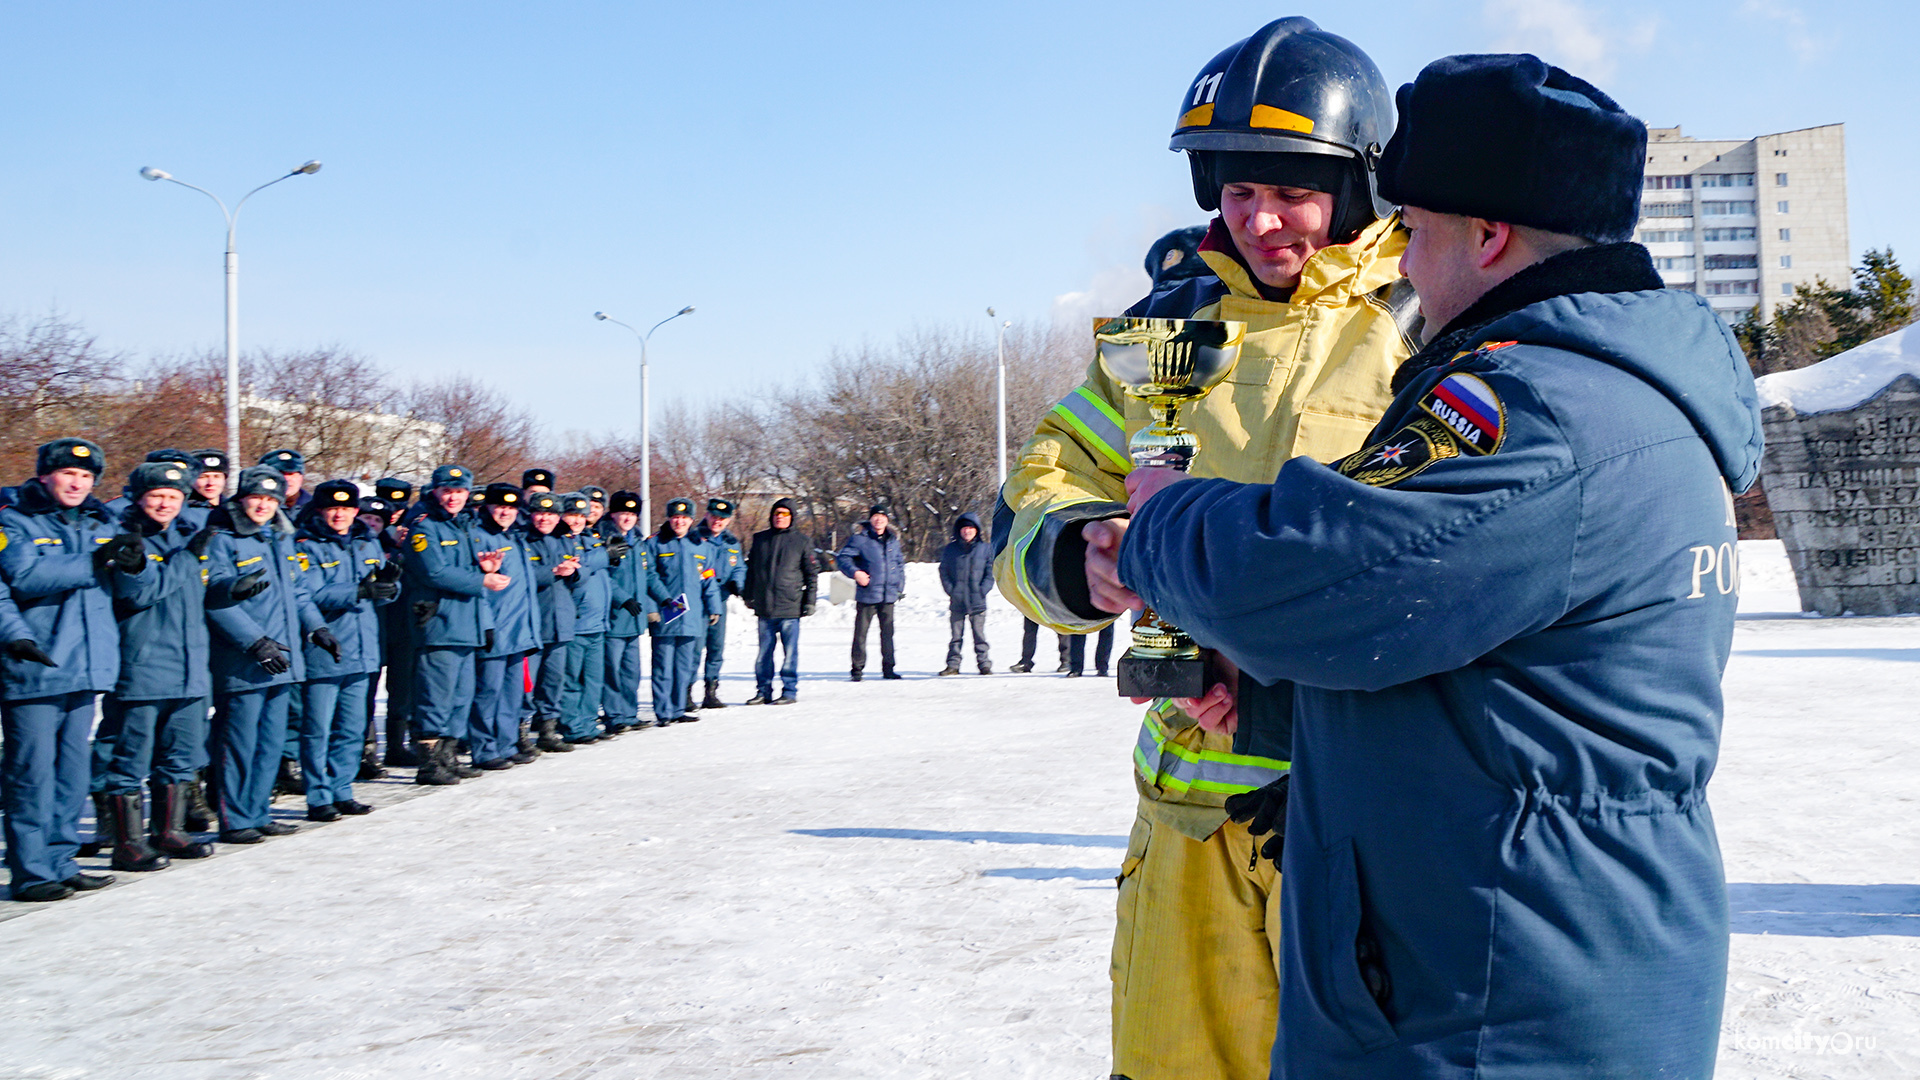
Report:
2,553,1915,1078
1756,323,1920,413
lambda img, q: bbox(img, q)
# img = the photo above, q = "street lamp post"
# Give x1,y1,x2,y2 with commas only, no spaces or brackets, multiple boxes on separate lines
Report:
595,306,695,523
140,160,323,486
987,308,1012,487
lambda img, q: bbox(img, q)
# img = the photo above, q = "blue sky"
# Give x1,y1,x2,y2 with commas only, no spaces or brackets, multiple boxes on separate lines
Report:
1,1,1912,444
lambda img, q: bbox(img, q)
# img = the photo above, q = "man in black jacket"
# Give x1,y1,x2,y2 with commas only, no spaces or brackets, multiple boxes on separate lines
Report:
741,498,814,705
937,511,993,676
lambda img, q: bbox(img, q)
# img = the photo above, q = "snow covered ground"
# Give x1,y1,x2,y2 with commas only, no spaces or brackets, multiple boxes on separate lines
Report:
1,547,1915,1079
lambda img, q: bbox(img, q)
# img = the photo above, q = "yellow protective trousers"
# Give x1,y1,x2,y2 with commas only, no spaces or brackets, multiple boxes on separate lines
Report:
1111,797,1280,1080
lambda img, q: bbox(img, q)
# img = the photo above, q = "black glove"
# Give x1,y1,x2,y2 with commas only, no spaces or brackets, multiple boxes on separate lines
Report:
800,603,815,618
374,559,403,583
1223,773,1289,870
187,524,217,558
619,597,643,617
357,570,399,601
412,599,439,628
483,628,495,653
95,534,146,575
5,638,55,667
707,613,720,626
606,536,631,566
309,626,342,662
246,637,291,675
230,569,271,602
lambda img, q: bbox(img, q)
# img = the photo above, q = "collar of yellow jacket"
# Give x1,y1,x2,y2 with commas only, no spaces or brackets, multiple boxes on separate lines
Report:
1195,213,1406,306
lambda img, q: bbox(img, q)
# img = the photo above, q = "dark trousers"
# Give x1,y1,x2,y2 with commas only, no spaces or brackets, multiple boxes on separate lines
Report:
211,685,291,831
602,634,642,720
650,634,699,720
1068,624,1116,674
99,695,207,794
1019,618,1070,666
530,639,575,723
561,632,604,739
3,692,96,893
695,609,728,681
946,610,990,668
383,631,418,756
851,601,895,675
470,653,527,764
755,618,801,698
412,645,478,740
301,675,370,807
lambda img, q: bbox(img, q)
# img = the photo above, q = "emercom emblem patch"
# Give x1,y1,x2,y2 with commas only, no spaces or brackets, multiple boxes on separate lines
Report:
1420,373,1505,455
1336,415,1462,486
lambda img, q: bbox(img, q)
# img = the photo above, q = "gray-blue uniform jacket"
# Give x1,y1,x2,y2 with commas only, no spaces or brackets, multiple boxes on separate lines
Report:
203,503,327,693
401,501,495,648
0,575,35,647
604,524,657,638
693,521,746,601
294,518,388,678
522,526,579,647
0,482,124,700
109,508,213,701
643,530,719,639
1120,246,1763,1079
473,516,540,659
570,525,611,636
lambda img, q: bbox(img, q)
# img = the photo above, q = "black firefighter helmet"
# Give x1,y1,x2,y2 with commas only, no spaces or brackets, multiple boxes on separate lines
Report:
1171,17,1394,241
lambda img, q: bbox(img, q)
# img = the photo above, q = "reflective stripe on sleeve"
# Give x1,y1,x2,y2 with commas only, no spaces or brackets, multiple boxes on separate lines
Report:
1050,387,1131,472
1132,703,1290,796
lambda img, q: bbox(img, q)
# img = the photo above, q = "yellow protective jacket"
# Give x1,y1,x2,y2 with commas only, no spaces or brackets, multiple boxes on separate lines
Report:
992,215,1418,837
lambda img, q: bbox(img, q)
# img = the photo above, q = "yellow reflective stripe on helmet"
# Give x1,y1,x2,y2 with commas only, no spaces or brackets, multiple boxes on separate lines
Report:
1133,706,1289,796
1249,104,1314,133
1178,103,1215,128
1050,387,1131,473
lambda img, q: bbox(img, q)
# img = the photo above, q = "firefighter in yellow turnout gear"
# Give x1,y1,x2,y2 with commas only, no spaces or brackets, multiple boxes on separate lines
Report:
991,19,1415,1080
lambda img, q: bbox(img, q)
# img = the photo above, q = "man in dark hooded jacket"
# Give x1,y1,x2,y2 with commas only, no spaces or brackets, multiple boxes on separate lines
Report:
937,511,993,676
834,504,905,680
742,497,814,704
1119,55,1763,1078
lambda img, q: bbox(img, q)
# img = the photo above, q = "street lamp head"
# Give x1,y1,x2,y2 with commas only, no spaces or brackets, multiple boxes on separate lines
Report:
678,306,695,316
594,311,609,321
139,166,171,181
293,160,323,175
986,307,996,318
1002,320,1012,329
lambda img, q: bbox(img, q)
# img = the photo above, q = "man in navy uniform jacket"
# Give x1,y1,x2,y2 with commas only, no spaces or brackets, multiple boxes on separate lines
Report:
1116,55,1763,1078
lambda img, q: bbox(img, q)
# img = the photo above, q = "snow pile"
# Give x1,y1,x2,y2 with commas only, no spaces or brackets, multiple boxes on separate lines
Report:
1755,323,1920,413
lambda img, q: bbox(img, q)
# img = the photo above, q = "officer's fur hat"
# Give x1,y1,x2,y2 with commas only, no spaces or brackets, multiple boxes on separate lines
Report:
260,448,306,475
521,468,555,490
706,497,735,518
375,476,412,503
664,497,694,518
1378,54,1645,243
190,448,230,476
580,485,608,504
430,464,473,490
37,438,105,477
526,491,562,513
234,465,288,501
358,496,394,520
310,479,361,509
609,490,641,514
127,461,194,498
559,493,591,515
483,482,524,508
144,448,196,468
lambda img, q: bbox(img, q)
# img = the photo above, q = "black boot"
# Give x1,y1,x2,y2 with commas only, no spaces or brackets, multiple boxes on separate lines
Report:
183,775,214,833
448,740,483,778
516,722,541,756
412,739,461,786
685,689,701,714
108,793,170,872
151,783,214,859
271,758,303,800
701,679,727,710
383,718,420,767
79,792,114,858
355,747,387,781
535,717,573,752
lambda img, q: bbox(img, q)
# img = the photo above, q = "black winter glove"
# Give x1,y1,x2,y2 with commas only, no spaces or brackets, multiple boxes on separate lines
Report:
374,559,403,583
187,524,217,558
1223,773,1289,871
412,599,439,628
230,569,271,603
357,570,399,601
96,534,146,575
606,537,631,566
5,638,56,667
619,597,643,617
246,637,291,675
309,626,342,662
483,628,495,653
800,603,815,617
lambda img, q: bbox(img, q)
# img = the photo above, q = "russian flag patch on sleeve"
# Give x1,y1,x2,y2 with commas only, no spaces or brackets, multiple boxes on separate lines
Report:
1420,373,1505,455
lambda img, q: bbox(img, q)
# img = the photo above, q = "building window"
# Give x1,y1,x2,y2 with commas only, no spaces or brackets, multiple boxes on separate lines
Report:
1780,255,1792,268
1773,149,1789,157
1704,254,1759,270
1642,202,1693,218
1705,280,1758,296
1777,201,1790,213
1779,228,1791,241
1669,282,1697,293
1700,227,1757,242
1644,175,1693,190
1639,229,1694,243
1700,173,1755,188
1775,173,1789,186
1652,256,1695,270
1701,200,1756,216
1782,283,1794,295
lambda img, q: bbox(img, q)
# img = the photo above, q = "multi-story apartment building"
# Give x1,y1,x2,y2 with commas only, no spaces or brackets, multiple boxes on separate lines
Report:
1638,123,1848,322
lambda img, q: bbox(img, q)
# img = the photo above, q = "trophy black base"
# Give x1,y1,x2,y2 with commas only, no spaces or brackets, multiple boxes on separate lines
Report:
1116,654,1206,699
